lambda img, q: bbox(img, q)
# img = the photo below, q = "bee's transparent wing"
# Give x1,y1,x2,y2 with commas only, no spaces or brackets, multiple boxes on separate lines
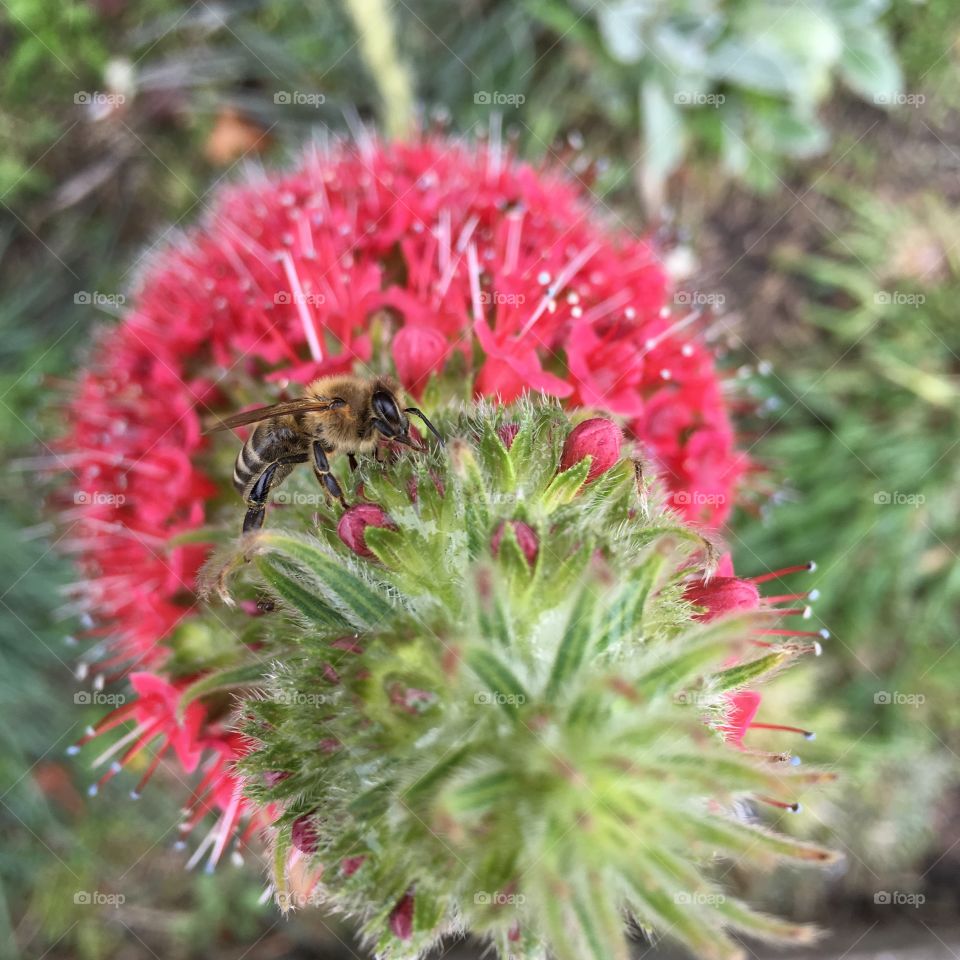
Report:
204,397,334,433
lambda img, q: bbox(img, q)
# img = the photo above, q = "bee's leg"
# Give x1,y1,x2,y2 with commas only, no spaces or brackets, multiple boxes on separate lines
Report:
348,454,358,473
243,454,308,534
243,462,278,533
312,442,348,509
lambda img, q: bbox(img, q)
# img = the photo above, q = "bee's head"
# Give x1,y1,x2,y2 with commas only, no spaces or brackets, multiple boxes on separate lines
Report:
371,387,418,448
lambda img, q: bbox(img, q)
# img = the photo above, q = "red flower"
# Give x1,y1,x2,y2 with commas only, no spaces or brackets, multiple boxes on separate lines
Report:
58,135,746,842
560,417,622,483
337,504,396,559
722,689,763,747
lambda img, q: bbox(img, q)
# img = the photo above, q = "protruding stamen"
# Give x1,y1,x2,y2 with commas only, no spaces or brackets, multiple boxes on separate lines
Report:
751,722,816,741
757,796,802,813
750,562,816,584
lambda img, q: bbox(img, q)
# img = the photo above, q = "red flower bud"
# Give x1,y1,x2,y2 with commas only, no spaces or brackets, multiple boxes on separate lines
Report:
291,813,319,854
337,504,395,559
560,418,622,482
341,855,366,876
498,423,520,449
263,770,290,788
491,520,539,567
389,891,415,940
392,325,447,396
684,576,760,622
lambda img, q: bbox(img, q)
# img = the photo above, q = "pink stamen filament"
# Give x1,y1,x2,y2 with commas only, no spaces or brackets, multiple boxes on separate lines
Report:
750,562,816,584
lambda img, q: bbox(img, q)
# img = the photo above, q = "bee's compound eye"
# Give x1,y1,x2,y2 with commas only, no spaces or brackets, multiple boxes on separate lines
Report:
372,390,402,425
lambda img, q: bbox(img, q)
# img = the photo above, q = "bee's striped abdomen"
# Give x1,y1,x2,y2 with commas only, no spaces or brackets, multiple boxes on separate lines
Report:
233,437,266,495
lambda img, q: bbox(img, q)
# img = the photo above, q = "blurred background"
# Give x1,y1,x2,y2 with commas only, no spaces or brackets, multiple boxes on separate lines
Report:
2,0,959,957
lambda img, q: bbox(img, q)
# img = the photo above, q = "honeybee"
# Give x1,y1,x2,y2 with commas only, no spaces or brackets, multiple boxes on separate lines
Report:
207,375,443,533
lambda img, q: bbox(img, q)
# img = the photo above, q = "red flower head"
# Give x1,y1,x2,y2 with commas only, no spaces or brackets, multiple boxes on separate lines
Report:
58,135,747,853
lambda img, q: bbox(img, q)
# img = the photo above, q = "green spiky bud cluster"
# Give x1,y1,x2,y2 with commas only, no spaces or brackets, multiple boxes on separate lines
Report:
207,398,834,960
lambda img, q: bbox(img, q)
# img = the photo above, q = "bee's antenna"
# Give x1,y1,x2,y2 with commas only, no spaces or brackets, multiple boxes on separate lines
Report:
404,408,445,446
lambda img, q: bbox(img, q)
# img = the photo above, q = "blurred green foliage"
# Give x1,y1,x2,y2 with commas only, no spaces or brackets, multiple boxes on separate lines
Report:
734,184,960,893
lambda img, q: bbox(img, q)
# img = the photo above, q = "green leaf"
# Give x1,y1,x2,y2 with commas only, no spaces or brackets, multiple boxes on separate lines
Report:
640,78,685,204
841,25,902,103
176,661,268,719
257,532,396,629
710,651,792,691
257,558,355,632
546,584,599,699
466,649,529,713
540,457,590,511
